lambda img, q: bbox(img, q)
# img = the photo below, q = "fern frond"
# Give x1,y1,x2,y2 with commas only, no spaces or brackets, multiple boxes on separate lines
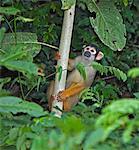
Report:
92,62,127,82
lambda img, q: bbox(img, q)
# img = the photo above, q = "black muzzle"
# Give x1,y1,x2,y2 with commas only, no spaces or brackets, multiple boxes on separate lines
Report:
84,51,91,58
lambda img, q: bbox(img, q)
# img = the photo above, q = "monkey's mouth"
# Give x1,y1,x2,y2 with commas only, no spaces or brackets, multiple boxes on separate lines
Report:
84,51,91,58
84,56,90,60
83,51,91,60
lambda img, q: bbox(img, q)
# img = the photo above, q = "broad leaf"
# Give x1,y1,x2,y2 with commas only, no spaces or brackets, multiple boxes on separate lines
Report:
0,7,20,15
0,96,47,117
2,32,41,57
0,44,29,62
86,0,126,50
0,60,38,76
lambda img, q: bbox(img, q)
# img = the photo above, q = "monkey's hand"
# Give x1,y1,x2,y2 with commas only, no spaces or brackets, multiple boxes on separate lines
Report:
58,83,85,101
68,59,75,71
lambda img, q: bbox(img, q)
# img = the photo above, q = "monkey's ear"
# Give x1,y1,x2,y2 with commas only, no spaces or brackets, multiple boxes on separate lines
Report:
96,51,104,60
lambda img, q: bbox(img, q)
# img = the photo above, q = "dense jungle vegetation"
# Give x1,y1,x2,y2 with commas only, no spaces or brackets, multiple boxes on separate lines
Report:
0,0,139,149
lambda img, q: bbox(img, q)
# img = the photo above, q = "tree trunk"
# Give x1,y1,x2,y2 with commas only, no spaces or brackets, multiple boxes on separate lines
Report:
51,5,76,117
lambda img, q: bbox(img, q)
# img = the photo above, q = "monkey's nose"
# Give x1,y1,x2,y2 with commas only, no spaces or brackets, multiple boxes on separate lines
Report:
84,51,91,57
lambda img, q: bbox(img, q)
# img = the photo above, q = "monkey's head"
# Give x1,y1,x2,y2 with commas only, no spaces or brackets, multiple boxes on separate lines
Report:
82,44,104,62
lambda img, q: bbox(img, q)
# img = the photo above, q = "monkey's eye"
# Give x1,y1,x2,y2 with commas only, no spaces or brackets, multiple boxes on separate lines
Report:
90,49,96,54
86,47,90,50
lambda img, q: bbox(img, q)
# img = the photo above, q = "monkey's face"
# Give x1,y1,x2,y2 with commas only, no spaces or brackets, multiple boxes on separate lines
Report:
82,45,97,61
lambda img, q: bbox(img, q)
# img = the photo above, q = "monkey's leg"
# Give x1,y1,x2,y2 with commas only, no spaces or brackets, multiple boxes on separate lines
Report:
47,80,55,110
58,83,85,101
63,95,79,111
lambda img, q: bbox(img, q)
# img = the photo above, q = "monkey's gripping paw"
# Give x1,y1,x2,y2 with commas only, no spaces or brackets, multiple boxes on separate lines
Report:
57,90,68,101
51,95,59,101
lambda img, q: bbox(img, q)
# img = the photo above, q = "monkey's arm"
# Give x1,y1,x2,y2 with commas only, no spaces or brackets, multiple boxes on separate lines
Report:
54,52,75,71
68,56,82,71
67,59,75,71
58,82,85,101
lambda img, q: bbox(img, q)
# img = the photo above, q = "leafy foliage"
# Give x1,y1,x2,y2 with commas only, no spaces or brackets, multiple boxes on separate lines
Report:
80,80,119,108
76,61,127,82
92,62,127,81
1,32,41,57
0,32,41,77
61,0,76,10
128,67,139,78
96,99,139,143
85,0,126,50
76,62,87,80
0,6,20,15
0,96,47,117
0,0,138,149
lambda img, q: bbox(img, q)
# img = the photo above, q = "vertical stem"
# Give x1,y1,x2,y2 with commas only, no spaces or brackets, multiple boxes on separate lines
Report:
52,5,76,117
14,16,17,42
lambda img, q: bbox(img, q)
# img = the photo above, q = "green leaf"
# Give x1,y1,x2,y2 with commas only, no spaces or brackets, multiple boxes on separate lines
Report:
0,96,47,117
61,0,76,10
92,62,127,82
128,67,139,78
2,32,41,57
57,65,63,81
55,115,85,134
108,66,127,82
0,27,6,45
1,60,38,76
96,99,139,142
123,123,133,143
133,92,139,99
0,89,11,97
0,45,28,62
76,63,86,80
0,7,20,15
31,135,47,150
84,128,104,149
15,16,34,22
123,0,128,6
102,99,139,114
86,0,126,50
8,128,19,144
0,77,11,89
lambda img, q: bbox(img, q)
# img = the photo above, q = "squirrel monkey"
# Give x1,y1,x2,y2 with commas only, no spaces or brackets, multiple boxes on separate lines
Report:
47,44,104,111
